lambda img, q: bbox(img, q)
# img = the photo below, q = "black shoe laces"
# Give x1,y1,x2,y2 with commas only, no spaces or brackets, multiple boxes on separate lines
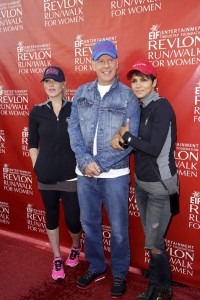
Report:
83,271,94,279
69,248,79,260
113,277,125,287
54,259,63,271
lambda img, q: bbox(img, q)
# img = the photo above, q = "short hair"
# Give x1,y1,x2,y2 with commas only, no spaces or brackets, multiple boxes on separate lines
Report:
130,70,156,82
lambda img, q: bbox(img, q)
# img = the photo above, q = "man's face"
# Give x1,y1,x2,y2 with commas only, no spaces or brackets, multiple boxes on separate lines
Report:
92,54,118,86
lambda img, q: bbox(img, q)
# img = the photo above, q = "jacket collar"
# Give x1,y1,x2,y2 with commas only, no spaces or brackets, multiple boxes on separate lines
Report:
140,91,160,108
88,76,119,92
46,98,67,109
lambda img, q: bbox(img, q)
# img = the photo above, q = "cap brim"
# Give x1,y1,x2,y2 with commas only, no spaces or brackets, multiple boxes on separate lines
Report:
127,70,134,80
41,76,64,82
127,67,156,79
93,51,118,61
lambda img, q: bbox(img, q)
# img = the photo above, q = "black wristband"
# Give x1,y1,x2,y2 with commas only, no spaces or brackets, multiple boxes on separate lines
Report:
119,141,129,149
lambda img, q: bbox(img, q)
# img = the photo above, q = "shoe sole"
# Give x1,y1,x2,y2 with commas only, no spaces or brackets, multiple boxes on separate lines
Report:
111,288,126,298
77,274,106,289
65,261,79,268
52,274,65,281
111,294,125,299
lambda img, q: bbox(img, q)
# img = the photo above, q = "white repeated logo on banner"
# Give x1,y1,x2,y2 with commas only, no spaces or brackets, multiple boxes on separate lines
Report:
0,201,10,225
0,130,5,154
148,24,200,67
17,41,52,75
3,164,33,195
194,80,200,123
43,0,84,27
129,186,140,217
166,240,194,277
22,127,29,157
0,87,29,117
175,142,199,178
102,224,111,252
0,0,23,33
110,0,162,17
145,240,195,277
189,191,200,230
27,204,47,234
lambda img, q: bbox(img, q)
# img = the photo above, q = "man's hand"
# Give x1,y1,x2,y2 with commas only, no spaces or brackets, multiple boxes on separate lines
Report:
119,118,130,137
111,134,124,150
111,119,130,150
84,161,101,177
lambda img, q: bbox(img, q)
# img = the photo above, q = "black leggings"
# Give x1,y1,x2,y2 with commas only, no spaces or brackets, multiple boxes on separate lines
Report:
39,190,82,233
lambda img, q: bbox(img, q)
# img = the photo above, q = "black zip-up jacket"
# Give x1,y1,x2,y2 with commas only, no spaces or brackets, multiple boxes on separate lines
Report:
28,99,76,184
123,98,177,182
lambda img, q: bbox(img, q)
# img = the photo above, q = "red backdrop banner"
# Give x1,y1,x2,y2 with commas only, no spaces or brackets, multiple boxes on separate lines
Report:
0,0,200,288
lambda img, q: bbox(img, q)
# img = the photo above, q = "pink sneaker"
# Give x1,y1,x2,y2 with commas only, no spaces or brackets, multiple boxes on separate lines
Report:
52,258,65,280
65,246,81,267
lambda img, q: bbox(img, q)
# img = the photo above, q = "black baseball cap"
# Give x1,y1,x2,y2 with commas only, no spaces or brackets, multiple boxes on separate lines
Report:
41,66,65,82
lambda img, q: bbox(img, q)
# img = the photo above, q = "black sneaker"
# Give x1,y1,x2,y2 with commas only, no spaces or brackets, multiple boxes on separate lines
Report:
77,270,106,289
151,287,172,300
136,281,155,299
111,276,126,298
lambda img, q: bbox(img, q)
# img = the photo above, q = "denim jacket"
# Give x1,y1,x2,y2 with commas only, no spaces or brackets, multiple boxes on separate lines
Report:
68,76,140,174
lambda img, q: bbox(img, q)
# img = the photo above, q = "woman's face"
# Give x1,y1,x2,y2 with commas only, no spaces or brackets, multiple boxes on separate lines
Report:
43,78,65,99
130,74,157,99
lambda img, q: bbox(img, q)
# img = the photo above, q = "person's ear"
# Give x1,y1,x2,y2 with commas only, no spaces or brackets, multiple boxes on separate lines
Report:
116,60,119,69
92,61,96,72
153,78,157,88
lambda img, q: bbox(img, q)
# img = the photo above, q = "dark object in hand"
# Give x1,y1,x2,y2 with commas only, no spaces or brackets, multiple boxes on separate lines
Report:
170,192,180,215
119,141,129,149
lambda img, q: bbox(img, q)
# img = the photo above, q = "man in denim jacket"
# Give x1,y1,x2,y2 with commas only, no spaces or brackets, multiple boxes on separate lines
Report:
68,40,140,298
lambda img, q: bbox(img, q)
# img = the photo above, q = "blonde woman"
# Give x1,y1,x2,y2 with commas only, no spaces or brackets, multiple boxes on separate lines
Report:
28,66,82,280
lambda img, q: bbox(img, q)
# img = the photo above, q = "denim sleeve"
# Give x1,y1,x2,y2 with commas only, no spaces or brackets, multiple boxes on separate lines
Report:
68,92,94,174
94,93,140,172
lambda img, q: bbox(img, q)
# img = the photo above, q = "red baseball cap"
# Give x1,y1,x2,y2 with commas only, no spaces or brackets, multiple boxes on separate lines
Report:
127,60,157,79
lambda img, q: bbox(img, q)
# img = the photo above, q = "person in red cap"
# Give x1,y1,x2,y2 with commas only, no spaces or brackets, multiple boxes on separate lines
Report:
112,60,179,300
28,66,82,281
